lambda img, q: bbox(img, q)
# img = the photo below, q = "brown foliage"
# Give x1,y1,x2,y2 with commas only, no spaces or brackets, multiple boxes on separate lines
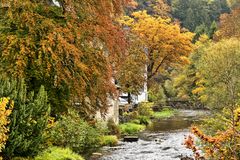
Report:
215,8,240,40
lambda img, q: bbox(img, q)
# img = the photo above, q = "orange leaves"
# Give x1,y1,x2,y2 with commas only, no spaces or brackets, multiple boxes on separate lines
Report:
187,119,240,160
215,8,240,40
184,135,202,159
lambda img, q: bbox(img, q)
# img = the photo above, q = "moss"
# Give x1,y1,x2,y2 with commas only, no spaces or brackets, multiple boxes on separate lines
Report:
100,135,118,147
35,147,84,160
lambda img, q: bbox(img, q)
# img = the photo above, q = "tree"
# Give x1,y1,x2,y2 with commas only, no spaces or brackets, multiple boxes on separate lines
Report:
171,0,230,33
187,38,240,160
198,38,240,110
129,0,171,17
116,34,147,101
0,78,50,158
215,7,240,39
227,0,240,8
0,0,134,115
119,11,193,85
171,35,210,106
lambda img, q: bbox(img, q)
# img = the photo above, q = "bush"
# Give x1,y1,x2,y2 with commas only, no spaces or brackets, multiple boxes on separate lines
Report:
0,79,50,158
119,123,145,135
50,110,101,154
184,108,240,159
100,135,118,147
137,116,150,125
122,111,139,123
138,102,154,117
35,147,84,160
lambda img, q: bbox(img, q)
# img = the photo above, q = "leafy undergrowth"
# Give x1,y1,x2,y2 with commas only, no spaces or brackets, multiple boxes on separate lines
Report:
153,108,176,119
119,123,145,135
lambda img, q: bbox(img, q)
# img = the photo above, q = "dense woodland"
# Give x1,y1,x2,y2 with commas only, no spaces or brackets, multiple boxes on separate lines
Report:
0,0,240,160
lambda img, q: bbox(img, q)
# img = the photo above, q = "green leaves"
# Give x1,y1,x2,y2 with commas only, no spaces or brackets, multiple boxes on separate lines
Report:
0,78,50,158
198,38,240,109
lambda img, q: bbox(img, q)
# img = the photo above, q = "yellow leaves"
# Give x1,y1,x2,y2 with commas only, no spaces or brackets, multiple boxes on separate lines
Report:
179,56,190,65
121,10,194,79
0,97,13,154
234,107,240,125
192,87,205,95
117,16,134,26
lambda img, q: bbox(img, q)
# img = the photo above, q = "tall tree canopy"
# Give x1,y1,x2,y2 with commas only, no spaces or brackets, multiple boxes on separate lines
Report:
129,0,171,17
171,0,230,32
119,11,193,85
0,0,134,115
215,7,240,39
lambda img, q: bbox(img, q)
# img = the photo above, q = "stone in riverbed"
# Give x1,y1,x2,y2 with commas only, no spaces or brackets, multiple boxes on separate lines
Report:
162,146,171,150
90,152,103,159
123,135,139,142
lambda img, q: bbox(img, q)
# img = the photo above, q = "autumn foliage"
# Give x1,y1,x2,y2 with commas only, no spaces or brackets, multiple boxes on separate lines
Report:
185,108,240,160
0,98,13,159
0,0,135,115
119,11,193,82
215,7,240,39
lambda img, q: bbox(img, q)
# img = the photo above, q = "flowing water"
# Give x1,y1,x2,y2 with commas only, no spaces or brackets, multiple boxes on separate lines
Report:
99,110,208,160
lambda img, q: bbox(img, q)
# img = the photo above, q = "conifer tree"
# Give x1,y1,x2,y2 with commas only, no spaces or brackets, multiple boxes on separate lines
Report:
0,78,50,158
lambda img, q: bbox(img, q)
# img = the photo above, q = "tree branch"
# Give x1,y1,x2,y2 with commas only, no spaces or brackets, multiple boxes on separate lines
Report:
148,55,168,80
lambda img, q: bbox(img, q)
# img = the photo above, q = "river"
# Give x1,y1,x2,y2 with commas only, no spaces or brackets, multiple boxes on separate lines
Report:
98,110,208,160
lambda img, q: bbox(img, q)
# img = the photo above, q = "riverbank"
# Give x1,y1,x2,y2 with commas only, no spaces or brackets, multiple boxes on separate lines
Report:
97,109,209,160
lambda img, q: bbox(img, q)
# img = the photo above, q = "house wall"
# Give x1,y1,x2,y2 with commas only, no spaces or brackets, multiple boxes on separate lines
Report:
95,97,119,124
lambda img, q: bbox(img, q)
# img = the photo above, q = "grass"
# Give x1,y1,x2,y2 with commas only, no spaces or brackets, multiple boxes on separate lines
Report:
100,135,118,146
119,122,145,135
153,108,176,119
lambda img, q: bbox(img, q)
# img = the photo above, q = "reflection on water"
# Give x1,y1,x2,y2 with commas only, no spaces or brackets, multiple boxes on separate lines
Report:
99,110,209,160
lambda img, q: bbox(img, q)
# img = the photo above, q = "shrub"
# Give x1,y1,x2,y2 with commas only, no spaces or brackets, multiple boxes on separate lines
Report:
35,147,84,160
184,108,240,159
122,111,139,122
50,110,101,154
138,102,154,117
137,116,150,125
119,123,145,135
100,135,118,147
0,79,50,158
